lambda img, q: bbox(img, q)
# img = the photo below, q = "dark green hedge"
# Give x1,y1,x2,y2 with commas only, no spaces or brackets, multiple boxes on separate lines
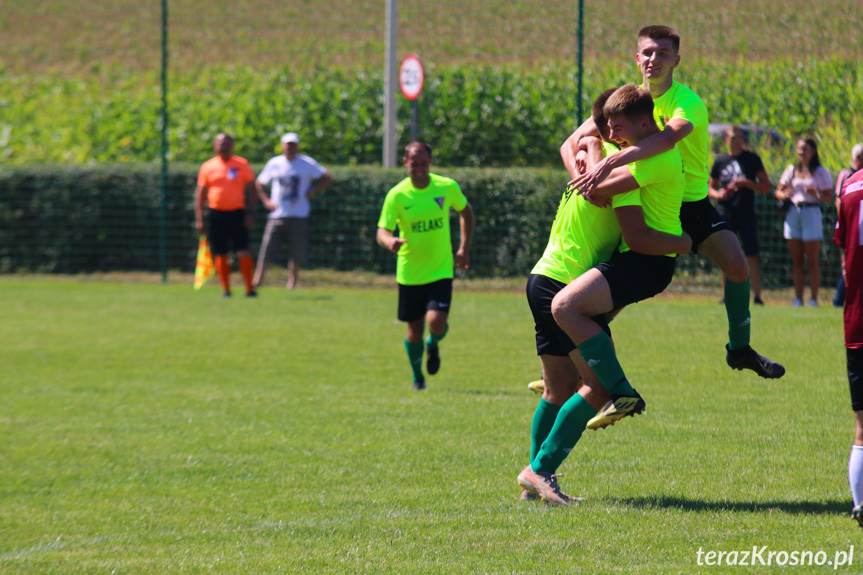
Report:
0,164,842,287
0,164,563,278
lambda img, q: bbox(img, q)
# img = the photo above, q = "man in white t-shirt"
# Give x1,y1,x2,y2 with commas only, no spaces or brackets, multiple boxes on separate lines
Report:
253,132,332,289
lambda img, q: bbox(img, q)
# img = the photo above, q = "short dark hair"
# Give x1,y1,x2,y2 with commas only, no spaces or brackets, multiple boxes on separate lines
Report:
638,25,680,53
404,141,432,159
592,88,618,141
603,84,655,125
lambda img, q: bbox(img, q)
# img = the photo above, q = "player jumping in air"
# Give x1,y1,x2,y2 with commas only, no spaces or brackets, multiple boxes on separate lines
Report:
554,25,784,425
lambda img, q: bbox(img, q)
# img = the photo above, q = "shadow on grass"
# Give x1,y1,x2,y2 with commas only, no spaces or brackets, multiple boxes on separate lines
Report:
443,388,526,398
283,294,334,301
614,495,849,516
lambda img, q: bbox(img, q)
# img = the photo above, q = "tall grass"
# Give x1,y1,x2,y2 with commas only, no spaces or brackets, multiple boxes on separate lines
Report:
2,1,861,168
2,59,861,169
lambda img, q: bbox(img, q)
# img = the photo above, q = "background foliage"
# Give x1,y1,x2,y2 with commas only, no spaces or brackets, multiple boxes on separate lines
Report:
0,1,861,170
3,60,862,172
0,164,842,286
0,0,858,288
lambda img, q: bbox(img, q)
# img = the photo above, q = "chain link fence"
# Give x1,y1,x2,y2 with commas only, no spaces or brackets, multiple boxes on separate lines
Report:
1,1,861,291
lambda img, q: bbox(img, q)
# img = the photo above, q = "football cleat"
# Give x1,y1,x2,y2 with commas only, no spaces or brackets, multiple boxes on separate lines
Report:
520,489,540,502
725,344,785,379
413,376,426,391
427,344,441,375
586,391,646,430
517,465,570,507
527,380,545,395
852,504,863,529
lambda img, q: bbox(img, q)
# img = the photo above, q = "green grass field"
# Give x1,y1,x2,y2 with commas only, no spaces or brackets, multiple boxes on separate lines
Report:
0,277,857,573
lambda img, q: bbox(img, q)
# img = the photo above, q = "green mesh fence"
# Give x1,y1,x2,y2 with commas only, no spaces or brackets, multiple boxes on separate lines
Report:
0,1,859,290
0,165,844,293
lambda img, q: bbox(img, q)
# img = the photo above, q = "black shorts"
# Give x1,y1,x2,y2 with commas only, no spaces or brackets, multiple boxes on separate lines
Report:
596,250,677,310
680,197,732,253
849,348,863,412
525,274,611,357
208,208,250,255
526,274,576,357
398,279,453,322
716,204,760,256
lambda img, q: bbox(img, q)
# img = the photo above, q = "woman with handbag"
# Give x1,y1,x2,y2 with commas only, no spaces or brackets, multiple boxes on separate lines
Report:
775,138,834,307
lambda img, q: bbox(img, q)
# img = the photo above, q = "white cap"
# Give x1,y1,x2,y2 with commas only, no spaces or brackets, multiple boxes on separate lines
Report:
281,132,300,144
852,143,863,162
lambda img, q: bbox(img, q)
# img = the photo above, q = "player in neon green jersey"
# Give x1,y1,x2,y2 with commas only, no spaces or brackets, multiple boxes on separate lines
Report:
563,25,784,387
377,142,474,390
519,86,691,505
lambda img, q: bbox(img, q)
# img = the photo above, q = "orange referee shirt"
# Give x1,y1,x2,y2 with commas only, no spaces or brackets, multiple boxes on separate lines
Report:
197,155,255,211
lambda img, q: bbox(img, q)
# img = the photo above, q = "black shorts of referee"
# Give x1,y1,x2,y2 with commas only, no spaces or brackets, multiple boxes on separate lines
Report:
208,208,250,255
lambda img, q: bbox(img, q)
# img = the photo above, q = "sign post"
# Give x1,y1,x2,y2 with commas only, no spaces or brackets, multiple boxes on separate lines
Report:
399,54,425,142
383,0,397,167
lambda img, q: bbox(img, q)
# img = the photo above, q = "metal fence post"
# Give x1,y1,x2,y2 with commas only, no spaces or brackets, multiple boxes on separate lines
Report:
383,0,397,168
576,0,584,125
160,0,170,283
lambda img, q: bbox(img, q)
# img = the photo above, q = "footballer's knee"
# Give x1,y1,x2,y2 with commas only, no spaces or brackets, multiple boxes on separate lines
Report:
550,292,576,325
721,254,750,283
406,319,425,343
703,232,749,282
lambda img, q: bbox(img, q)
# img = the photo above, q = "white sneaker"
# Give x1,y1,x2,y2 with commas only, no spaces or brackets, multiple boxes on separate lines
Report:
792,298,803,308
808,299,819,308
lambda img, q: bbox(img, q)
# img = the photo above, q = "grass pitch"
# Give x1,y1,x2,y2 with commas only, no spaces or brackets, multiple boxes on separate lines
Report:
0,277,856,573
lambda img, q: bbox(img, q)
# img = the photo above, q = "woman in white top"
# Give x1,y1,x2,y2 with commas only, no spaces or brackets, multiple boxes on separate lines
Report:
775,138,833,307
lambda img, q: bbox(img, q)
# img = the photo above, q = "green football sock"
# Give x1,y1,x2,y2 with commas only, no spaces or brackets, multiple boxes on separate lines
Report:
724,277,751,350
531,398,561,462
609,379,636,396
577,331,630,393
426,324,449,348
404,339,424,382
531,393,597,474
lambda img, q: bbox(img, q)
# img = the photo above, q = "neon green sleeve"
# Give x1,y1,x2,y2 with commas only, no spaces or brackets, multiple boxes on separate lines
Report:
377,189,399,231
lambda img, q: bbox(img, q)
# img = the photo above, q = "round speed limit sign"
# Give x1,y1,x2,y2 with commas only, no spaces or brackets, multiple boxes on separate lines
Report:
399,54,424,101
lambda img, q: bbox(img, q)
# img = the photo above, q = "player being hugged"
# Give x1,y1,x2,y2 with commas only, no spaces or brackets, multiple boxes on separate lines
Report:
563,25,784,386
518,85,691,506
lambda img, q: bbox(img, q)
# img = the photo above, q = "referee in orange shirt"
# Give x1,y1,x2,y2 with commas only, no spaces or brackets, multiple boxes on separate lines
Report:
194,133,258,297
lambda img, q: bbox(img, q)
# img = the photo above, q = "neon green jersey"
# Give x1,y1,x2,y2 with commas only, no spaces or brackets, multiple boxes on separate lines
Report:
378,173,468,285
649,81,710,202
531,142,630,283
616,147,686,256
